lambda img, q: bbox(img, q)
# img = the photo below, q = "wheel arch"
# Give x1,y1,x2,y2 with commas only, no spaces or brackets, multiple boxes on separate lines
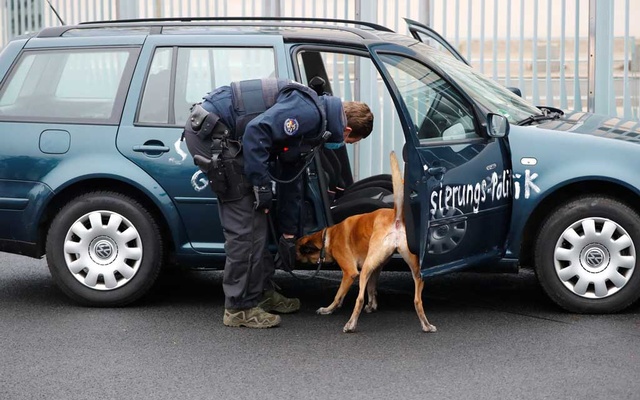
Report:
35,178,179,259
519,179,640,268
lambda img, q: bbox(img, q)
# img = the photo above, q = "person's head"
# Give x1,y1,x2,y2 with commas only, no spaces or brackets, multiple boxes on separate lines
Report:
322,96,374,145
342,101,374,144
322,96,347,144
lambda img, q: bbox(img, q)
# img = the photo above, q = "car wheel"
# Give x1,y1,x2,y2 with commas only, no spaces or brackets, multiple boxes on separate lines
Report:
46,191,164,306
534,196,640,313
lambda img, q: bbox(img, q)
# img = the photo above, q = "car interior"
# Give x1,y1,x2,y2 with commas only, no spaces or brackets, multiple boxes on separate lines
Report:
294,49,395,236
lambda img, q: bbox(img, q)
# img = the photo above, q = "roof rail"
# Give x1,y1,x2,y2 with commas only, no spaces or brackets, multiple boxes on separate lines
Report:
78,16,394,33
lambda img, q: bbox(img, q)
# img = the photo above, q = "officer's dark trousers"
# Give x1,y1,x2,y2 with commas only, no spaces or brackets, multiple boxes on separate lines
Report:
218,193,275,309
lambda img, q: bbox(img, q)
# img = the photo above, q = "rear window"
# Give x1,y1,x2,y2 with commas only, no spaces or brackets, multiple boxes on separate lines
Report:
0,47,139,124
136,46,276,126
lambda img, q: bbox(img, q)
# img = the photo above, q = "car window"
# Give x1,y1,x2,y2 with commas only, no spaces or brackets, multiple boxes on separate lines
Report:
137,46,277,126
137,47,172,124
0,48,137,124
176,47,275,125
409,41,540,123
377,53,477,142
0,54,34,106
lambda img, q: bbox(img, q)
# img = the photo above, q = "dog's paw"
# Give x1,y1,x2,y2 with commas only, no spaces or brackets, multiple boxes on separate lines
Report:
316,307,334,315
422,323,437,333
343,321,357,333
364,304,377,313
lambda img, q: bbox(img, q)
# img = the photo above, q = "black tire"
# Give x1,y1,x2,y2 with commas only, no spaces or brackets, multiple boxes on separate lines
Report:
534,196,640,313
45,192,164,307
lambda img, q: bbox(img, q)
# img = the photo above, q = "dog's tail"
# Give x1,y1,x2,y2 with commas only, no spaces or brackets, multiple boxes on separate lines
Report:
390,151,403,221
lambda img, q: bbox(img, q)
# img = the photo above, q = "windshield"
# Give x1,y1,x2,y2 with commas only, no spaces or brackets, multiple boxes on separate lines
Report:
409,41,541,124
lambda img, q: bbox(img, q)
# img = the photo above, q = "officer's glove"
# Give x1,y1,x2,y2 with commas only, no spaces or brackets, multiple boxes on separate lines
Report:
277,235,297,272
253,185,272,212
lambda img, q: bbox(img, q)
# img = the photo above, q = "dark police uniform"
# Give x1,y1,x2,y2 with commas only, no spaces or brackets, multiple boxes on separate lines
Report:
183,78,345,310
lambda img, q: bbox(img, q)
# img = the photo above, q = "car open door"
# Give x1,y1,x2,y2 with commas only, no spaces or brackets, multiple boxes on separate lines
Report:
368,43,512,276
404,17,470,66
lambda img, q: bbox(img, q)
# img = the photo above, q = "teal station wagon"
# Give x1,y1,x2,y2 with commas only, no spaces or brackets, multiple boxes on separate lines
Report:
1,17,639,314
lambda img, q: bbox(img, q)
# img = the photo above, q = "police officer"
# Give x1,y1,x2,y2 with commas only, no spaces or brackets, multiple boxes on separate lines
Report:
183,78,373,329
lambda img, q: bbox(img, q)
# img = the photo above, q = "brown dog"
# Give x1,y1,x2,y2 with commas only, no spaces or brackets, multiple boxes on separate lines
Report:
297,151,436,333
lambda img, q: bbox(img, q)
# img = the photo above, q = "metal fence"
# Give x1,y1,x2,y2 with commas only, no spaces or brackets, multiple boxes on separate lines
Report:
426,0,640,119
2,0,638,117
1,0,639,175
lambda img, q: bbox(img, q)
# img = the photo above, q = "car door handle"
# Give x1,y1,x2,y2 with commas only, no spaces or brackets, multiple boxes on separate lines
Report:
133,145,170,153
427,166,447,176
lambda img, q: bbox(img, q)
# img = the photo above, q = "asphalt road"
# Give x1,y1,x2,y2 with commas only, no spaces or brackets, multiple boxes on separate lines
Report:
1,253,639,400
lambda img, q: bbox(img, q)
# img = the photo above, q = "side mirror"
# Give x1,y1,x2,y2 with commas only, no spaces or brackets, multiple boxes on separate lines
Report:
487,113,509,138
506,87,522,97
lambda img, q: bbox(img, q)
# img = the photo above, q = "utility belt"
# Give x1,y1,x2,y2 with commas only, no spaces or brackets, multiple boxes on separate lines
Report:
183,104,252,202
275,143,315,164
183,102,332,198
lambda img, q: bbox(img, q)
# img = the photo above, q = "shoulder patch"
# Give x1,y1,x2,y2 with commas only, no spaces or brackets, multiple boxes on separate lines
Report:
284,118,299,135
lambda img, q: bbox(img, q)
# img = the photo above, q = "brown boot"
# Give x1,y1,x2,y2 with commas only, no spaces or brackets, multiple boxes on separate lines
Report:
223,306,281,328
258,290,301,314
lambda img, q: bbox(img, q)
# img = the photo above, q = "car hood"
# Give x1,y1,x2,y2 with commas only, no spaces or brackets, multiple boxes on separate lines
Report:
533,111,640,143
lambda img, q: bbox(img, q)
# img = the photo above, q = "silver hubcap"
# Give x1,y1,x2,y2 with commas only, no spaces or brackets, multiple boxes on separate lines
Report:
553,217,636,299
428,207,466,254
63,210,143,290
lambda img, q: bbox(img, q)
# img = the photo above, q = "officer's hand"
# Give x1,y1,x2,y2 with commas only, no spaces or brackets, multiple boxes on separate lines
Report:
253,185,272,213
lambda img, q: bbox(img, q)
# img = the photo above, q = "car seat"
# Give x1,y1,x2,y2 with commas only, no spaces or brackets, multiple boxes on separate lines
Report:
319,147,393,223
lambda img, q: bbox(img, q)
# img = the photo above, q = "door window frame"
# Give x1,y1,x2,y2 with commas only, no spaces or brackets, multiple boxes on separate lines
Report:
404,17,470,66
289,44,371,92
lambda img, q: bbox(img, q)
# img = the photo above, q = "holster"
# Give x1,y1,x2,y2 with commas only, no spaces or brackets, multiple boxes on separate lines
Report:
185,105,252,202
217,145,252,202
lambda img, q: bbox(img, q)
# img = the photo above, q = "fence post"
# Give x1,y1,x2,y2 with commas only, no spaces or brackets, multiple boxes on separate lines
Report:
0,2,7,47
116,0,139,20
418,0,431,26
154,0,162,18
588,0,615,115
262,0,281,17
355,0,377,103
354,0,379,181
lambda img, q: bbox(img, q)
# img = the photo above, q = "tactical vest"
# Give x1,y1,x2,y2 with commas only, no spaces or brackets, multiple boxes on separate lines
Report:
230,78,328,143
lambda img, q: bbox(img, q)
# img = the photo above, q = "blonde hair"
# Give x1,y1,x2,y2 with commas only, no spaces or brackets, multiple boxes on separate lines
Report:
343,101,374,140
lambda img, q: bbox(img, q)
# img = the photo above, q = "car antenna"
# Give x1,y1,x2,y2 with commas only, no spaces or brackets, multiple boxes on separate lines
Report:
45,0,65,25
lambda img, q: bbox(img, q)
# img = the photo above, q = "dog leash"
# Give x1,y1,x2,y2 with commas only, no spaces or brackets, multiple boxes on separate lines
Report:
267,213,326,280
